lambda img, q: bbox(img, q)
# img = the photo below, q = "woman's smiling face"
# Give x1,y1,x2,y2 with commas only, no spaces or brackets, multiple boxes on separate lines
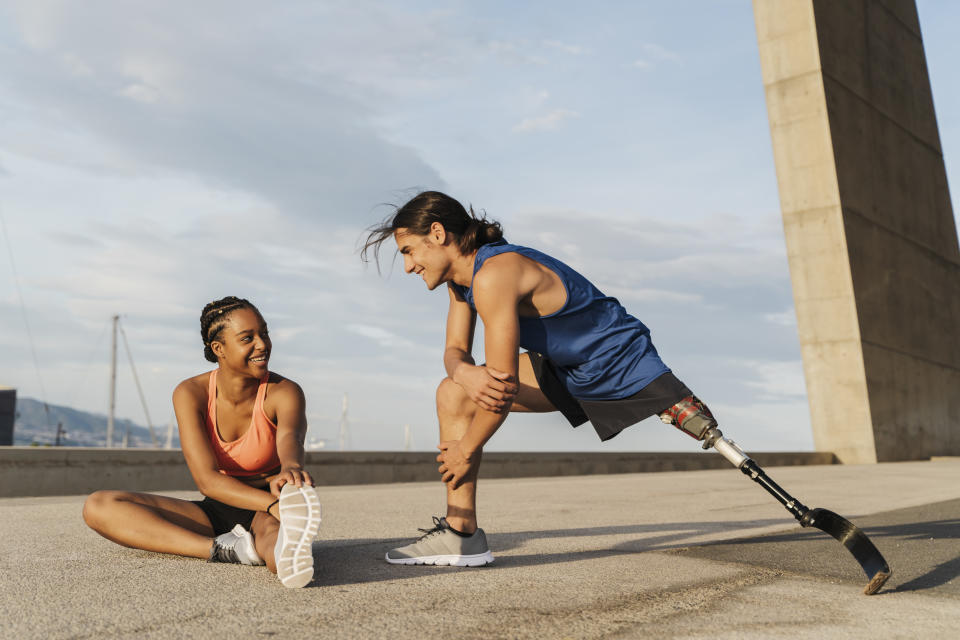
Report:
212,307,272,375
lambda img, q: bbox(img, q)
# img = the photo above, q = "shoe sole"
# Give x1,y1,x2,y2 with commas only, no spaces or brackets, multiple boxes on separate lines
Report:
384,551,494,567
276,485,322,588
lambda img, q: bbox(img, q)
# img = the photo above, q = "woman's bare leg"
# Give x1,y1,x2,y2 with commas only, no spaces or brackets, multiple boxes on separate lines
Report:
437,352,557,533
250,511,281,574
83,490,215,559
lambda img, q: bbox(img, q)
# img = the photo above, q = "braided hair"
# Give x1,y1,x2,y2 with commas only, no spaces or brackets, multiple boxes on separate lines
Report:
200,296,258,363
361,191,504,268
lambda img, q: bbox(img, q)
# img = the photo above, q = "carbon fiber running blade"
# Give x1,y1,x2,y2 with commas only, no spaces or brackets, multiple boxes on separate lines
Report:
802,508,891,595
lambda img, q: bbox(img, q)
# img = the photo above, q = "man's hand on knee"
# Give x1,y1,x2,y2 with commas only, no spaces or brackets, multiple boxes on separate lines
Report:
453,364,518,413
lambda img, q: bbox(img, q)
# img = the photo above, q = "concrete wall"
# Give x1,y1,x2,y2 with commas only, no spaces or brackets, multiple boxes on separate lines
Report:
0,447,837,497
753,0,960,462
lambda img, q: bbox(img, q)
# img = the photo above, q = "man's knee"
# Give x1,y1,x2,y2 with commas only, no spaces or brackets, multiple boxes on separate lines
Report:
659,395,717,440
436,377,473,417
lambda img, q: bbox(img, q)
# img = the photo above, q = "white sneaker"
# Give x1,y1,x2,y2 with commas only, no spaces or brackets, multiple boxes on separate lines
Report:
209,524,265,566
273,484,322,588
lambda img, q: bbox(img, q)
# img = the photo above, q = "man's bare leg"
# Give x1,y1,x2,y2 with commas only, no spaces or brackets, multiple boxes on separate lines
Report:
436,353,558,534
436,377,482,533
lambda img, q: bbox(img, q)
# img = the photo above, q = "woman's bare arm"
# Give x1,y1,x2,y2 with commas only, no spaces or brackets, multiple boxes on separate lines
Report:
268,379,313,493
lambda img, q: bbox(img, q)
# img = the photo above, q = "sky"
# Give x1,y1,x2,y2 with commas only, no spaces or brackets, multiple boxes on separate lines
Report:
1,1,958,452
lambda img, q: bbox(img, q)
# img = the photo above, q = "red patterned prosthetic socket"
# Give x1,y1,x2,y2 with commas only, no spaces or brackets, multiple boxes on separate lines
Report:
659,395,718,440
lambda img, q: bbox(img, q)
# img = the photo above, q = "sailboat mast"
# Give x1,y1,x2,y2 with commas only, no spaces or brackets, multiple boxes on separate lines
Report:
106,314,118,448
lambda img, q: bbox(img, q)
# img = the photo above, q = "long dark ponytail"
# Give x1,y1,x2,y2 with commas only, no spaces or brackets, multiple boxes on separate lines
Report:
361,191,503,267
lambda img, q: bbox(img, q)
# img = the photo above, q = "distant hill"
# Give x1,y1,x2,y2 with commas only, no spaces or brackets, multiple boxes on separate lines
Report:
12,397,178,448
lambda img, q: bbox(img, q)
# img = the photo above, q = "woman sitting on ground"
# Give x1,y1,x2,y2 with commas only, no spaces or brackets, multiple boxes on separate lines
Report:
83,296,322,588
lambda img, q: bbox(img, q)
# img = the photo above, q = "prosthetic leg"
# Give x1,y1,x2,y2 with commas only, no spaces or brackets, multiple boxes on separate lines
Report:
660,397,891,595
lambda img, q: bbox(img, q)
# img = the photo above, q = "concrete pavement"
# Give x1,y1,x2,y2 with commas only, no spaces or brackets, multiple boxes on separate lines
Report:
1,458,959,638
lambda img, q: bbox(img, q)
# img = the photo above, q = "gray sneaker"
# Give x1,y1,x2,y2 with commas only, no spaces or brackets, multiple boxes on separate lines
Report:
385,516,494,566
208,524,265,566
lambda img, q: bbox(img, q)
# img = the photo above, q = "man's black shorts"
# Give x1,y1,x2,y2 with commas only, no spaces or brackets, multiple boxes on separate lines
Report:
192,496,257,536
527,352,692,441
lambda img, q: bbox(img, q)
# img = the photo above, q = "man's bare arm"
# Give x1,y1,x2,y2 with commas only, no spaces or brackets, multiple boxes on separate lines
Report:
443,283,517,413
443,283,477,379
438,264,521,486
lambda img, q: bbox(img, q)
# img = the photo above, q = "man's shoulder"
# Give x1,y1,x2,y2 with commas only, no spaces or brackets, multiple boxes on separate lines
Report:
472,252,534,311
477,249,537,275
474,251,529,288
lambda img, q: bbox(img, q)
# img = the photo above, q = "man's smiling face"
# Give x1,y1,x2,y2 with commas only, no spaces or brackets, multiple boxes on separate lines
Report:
394,224,453,291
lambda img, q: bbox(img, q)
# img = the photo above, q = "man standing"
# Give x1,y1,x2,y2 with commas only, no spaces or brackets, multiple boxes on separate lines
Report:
363,191,719,566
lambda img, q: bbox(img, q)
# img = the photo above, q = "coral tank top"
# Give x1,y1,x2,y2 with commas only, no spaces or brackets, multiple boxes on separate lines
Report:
206,369,281,476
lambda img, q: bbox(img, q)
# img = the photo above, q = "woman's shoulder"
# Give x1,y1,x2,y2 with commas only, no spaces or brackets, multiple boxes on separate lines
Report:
265,372,304,404
172,371,213,405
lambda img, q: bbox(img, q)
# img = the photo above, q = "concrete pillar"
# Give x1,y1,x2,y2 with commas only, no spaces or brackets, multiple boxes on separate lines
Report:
753,0,960,462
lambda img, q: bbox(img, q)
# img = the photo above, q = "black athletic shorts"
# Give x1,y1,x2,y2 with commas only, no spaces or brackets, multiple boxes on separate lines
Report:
193,496,257,536
527,352,693,442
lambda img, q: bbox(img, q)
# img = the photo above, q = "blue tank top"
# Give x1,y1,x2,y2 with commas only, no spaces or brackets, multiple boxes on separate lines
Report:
450,240,670,401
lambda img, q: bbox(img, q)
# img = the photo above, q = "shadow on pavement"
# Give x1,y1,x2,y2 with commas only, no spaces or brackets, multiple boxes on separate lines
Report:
672,499,960,597
308,516,789,588
893,555,960,593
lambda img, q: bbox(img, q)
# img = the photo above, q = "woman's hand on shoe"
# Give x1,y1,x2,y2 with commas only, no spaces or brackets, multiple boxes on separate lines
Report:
269,466,314,496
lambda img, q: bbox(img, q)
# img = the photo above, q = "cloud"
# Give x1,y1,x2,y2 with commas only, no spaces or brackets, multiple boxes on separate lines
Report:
642,42,682,62
117,82,160,104
516,89,551,111
739,359,807,401
345,323,417,349
486,40,548,66
603,286,702,305
512,108,580,133
47,230,105,248
543,40,588,55
630,42,683,71
0,1,445,223
764,309,797,327
483,37,593,69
